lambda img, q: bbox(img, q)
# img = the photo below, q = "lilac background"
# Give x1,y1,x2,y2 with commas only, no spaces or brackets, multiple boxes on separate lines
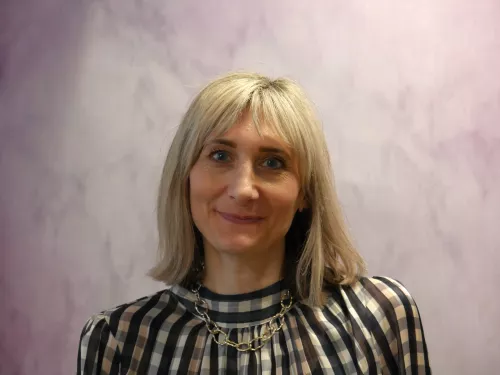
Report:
1,0,500,374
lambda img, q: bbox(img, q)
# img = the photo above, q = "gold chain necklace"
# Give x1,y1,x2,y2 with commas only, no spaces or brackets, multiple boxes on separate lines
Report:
192,284,294,352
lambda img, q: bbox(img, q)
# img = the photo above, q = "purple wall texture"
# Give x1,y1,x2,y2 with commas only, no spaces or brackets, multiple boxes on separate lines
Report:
1,0,499,374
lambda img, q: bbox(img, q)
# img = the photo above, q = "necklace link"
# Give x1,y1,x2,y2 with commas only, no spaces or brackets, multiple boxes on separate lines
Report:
192,285,293,352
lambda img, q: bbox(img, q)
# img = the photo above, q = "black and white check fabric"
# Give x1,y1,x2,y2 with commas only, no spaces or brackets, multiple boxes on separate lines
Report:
77,277,431,374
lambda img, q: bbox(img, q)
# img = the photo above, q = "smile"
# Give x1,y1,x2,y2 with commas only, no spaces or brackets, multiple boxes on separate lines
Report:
217,211,264,224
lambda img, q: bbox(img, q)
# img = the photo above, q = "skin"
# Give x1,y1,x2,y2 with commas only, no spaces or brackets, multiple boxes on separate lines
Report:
189,111,306,294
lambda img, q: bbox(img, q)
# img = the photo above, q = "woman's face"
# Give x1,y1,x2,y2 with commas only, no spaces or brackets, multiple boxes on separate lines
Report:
189,112,305,258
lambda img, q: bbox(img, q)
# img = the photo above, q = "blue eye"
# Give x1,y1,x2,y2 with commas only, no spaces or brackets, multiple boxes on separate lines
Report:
208,149,285,169
263,158,285,169
210,150,230,162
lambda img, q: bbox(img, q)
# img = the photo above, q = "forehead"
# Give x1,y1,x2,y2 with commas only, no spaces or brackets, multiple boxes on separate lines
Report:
206,112,292,150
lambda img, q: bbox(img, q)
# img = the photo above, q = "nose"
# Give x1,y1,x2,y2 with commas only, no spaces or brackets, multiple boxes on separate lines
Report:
227,162,259,202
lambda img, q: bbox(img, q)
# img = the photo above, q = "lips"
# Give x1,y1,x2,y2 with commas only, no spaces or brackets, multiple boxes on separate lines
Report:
217,211,264,224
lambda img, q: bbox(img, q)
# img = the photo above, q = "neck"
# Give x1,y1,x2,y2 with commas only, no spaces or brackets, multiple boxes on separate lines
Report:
202,246,285,295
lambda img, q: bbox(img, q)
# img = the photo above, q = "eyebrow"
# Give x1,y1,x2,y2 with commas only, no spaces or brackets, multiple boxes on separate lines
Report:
206,138,291,157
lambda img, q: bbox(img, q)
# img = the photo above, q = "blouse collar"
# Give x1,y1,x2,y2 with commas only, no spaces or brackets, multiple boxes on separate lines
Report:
169,280,292,327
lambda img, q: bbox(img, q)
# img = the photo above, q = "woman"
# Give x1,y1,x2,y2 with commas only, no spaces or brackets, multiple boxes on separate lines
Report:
78,72,431,374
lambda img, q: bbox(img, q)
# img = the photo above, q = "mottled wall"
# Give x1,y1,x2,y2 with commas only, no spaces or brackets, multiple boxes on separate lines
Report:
1,1,499,374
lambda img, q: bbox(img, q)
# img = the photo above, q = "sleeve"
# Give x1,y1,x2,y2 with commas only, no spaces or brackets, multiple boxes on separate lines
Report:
77,314,121,375
371,277,432,375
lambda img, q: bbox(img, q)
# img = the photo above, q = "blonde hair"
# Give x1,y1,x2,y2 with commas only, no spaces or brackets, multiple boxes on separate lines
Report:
149,71,366,307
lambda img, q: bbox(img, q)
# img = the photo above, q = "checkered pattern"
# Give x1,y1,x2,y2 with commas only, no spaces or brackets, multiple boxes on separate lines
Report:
77,277,431,374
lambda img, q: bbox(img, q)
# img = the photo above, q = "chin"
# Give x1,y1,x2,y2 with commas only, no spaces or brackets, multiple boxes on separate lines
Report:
214,239,260,254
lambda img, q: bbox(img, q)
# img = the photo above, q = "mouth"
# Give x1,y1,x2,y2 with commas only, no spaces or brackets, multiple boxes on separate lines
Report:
216,211,264,224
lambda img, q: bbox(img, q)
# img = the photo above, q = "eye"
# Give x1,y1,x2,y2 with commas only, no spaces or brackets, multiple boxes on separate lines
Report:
209,149,231,162
262,157,285,170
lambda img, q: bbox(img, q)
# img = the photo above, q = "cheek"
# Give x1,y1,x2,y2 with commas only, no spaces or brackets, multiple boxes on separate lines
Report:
189,166,218,210
189,183,208,232
270,189,301,217
272,178,301,205
189,164,207,195
189,169,204,216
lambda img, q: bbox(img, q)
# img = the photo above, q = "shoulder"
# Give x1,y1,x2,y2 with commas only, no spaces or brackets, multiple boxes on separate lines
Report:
78,288,177,373
79,288,174,347
337,276,420,315
328,276,425,346
362,276,418,311
329,277,431,372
